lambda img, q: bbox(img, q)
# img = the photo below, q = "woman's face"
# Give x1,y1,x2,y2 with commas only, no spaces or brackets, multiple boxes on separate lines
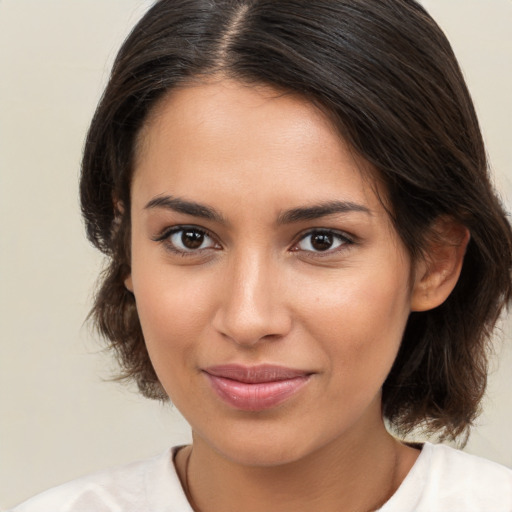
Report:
127,79,416,466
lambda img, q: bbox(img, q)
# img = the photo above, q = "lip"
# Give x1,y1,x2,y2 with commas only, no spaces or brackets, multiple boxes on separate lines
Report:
203,364,312,411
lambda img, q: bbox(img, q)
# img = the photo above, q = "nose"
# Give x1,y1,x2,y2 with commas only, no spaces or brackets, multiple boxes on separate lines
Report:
212,252,292,347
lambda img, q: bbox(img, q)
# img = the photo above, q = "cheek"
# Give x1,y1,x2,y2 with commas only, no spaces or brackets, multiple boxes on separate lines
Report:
131,262,217,372
297,267,411,377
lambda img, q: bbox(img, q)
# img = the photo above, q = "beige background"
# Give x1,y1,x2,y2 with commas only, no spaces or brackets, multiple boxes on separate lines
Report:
0,0,511,508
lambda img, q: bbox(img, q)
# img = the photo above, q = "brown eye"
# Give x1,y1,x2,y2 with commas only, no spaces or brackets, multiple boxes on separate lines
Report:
310,233,333,251
165,227,217,253
295,230,351,253
181,229,204,249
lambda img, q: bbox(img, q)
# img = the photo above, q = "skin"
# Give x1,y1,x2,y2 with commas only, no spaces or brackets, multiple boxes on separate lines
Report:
125,79,467,512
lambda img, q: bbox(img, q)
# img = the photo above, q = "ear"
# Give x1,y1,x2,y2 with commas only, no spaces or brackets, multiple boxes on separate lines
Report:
112,198,134,293
124,274,134,293
410,218,470,312
113,198,125,228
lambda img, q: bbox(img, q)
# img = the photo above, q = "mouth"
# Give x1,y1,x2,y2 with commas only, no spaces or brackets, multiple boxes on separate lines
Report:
203,364,312,411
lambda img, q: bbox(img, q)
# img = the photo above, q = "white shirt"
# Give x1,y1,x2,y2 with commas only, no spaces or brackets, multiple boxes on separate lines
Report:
9,443,512,511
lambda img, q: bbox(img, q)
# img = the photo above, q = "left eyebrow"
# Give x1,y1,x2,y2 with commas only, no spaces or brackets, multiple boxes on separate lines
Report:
277,201,372,225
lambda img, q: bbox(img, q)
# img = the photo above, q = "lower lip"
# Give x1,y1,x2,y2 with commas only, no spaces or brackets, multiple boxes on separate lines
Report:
205,374,310,411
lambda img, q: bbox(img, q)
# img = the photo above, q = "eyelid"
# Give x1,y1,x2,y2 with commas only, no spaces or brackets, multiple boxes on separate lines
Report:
152,224,221,255
152,225,354,257
290,228,355,254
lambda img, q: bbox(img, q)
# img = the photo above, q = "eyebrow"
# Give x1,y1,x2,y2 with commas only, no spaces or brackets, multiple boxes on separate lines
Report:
144,195,225,223
277,201,371,224
144,195,370,225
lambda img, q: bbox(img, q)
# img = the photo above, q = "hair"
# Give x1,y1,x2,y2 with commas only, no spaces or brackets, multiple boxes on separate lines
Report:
80,0,512,442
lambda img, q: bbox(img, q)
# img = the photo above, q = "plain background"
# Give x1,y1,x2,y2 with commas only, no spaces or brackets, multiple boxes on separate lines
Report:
0,0,511,508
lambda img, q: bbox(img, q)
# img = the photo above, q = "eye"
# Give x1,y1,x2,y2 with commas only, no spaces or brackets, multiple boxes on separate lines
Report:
155,226,219,254
294,230,352,253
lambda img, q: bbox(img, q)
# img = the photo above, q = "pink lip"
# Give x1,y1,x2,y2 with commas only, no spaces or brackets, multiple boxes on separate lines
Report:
203,365,311,411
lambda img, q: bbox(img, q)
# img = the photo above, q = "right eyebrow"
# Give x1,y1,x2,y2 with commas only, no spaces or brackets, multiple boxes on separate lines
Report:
144,195,225,224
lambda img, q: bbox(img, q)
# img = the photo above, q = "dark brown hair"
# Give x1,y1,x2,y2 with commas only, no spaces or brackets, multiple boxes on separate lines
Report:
80,0,512,441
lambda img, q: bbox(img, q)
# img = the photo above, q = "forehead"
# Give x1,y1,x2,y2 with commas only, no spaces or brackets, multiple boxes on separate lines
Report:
135,79,348,162
132,79,385,216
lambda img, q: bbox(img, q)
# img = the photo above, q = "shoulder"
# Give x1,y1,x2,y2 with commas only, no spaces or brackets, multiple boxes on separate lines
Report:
8,448,192,512
383,442,512,512
426,442,512,495
427,442,512,480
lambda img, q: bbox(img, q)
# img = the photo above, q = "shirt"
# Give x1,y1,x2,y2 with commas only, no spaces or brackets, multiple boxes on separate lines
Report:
9,442,512,511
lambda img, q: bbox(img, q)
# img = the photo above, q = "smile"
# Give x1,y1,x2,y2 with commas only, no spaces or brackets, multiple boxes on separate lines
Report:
203,365,312,411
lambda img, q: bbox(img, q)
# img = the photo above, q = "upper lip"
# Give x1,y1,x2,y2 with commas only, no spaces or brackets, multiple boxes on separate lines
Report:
203,364,311,384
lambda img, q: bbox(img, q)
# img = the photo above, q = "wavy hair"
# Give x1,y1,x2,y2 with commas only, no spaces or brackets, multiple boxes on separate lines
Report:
80,0,512,441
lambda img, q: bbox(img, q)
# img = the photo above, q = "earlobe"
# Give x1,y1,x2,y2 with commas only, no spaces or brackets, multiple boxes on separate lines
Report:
410,219,470,312
114,199,133,294
125,274,134,293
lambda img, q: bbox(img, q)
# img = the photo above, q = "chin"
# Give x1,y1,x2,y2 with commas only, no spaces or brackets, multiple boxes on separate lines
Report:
221,441,307,467
193,421,333,468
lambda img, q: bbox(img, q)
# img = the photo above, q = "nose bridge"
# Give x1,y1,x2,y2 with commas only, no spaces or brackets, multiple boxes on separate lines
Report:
213,247,290,345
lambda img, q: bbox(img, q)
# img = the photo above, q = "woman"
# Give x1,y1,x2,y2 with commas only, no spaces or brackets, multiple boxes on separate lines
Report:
11,0,512,510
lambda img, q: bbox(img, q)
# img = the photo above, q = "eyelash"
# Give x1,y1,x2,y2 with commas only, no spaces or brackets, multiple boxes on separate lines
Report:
153,226,219,256
292,229,354,256
153,226,354,257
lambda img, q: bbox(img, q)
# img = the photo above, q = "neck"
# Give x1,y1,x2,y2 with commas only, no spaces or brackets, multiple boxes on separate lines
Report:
175,419,419,512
